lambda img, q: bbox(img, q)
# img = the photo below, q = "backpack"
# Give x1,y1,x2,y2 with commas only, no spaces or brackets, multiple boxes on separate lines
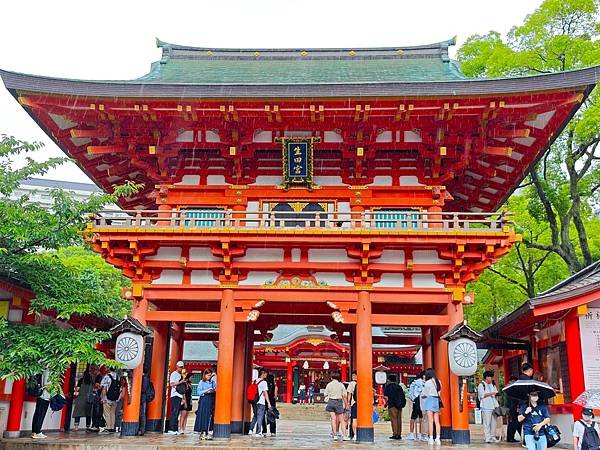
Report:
146,381,156,402
25,375,43,398
398,385,407,409
50,394,66,411
579,420,600,450
106,375,120,401
246,379,260,404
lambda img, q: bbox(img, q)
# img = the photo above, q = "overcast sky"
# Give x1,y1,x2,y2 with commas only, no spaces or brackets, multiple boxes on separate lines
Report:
1,0,544,185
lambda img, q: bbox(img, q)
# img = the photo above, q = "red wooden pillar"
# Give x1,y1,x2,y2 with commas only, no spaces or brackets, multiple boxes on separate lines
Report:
213,289,236,439
147,322,168,432
3,379,26,438
448,302,470,444
230,322,246,433
286,359,293,403
566,310,585,419
121,297,147,436
243,324,254,432
356,290,374,443
433,326,452,440
340,360,348,383
60,366,73,430
165,322,183,428
422,327,432,369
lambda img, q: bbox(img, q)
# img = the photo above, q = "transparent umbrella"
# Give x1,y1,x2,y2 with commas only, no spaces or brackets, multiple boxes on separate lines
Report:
573,389,600,409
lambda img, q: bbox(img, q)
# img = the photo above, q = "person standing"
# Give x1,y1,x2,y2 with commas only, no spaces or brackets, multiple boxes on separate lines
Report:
298,382,306,404
248,368,271,437
138,372,152,436
518,391,550,450
100,368,119,433
346,371,358,440
505,376,522,443
384,374,406,440
421,368,442,445
72,370,93,432
194,369,216,439
179,373,193,434
573,407,600,450
325,372,349,441
408,371,426,441
114,376,127,433
262,374,279,437
30,371,51,439
308,384,315,404
167,361,186,435
520,363,534,380
478,370,499,444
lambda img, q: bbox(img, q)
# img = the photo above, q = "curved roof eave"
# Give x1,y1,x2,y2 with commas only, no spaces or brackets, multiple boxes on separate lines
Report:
1,66,599,99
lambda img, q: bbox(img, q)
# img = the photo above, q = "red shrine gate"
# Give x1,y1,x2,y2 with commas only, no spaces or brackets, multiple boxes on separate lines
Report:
1,38,597,443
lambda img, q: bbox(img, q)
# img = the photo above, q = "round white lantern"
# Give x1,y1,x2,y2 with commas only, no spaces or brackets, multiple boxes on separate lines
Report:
375,371,387,385
448,337,478,376
115,332,144,369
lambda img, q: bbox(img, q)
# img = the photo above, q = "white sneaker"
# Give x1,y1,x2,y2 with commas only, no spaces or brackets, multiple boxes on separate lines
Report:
248,429,254,435
422,434,430,442
38,433,47,438
31,433,47,439
407,433,415,440
428,437,434,445
333,434,338,441
435,438,441,445
167,430,178,435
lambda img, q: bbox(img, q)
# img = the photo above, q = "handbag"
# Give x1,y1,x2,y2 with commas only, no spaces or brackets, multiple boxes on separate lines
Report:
545,424,561,448
493,406,509,417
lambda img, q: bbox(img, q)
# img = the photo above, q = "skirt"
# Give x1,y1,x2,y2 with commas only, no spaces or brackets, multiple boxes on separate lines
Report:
194,394,215,433
422,396,440,413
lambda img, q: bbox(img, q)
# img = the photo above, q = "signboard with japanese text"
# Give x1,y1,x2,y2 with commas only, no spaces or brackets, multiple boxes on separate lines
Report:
278,137,318,189
580,307,600,389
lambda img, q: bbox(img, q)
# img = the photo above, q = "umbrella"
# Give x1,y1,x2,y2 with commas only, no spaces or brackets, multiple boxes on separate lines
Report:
573,389,600,409
502,379,556,401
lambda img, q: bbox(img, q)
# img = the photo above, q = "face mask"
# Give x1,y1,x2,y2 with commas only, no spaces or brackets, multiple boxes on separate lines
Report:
530,396,539,402
583,414,593,422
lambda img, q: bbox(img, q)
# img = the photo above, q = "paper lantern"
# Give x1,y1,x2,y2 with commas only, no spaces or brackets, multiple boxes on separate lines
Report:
375,371,387,385
448,337,478,376
115,332,144,369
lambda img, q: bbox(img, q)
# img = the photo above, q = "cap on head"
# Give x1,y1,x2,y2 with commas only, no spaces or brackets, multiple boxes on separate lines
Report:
583,407,594,416
176,361,185,368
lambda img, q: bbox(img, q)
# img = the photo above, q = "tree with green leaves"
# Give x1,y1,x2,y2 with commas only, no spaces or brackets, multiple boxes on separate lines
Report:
0,135,138,392
458,0,600,274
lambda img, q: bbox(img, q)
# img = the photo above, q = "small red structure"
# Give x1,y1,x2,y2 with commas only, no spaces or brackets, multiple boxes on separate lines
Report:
482,261,600,444
1,38,597,443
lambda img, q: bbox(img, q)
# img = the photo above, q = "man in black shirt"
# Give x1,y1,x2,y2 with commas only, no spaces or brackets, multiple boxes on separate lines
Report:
384,375,406,440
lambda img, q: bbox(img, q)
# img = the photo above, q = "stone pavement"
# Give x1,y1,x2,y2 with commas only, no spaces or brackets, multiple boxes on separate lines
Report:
0,418,532,450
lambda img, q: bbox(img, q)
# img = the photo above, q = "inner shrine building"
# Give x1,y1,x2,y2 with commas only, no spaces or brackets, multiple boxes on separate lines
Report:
1,38,597,443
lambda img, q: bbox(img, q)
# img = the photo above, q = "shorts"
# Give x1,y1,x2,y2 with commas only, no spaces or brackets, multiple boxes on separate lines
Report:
350,403,357,419
422,396,440,413
325,399,345,414
411,399,423,419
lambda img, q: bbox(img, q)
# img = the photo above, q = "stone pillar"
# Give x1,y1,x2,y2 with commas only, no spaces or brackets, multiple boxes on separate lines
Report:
356,290,374,443
121,298,148,436
3,379,25,438
146,322,168,432
230,322,246,434
433,326,452,440
213,289,236,439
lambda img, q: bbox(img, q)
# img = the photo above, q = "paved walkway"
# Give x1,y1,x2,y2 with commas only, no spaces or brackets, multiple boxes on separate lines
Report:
0,419,529,449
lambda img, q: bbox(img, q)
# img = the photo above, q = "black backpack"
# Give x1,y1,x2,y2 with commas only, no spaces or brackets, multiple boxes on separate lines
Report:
25,375,43,397
106,376,120,401
580,421,600,450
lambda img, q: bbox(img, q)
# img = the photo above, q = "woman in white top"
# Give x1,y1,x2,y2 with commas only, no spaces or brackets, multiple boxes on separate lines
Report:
421,368,442,445
573,407,600,450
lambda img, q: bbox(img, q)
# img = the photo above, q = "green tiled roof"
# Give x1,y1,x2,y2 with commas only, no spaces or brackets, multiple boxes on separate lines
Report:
136,38,465,84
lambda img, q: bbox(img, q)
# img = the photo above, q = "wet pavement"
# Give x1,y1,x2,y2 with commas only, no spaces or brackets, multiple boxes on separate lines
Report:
0,419,532,449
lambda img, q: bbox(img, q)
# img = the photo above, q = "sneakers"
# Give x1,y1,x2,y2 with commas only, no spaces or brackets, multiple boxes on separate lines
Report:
428,436,434,445
166,430,178,435
31,433,47,439
407,433,416,440
248,429,254,435
421,434,431,442
435,438,441,445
